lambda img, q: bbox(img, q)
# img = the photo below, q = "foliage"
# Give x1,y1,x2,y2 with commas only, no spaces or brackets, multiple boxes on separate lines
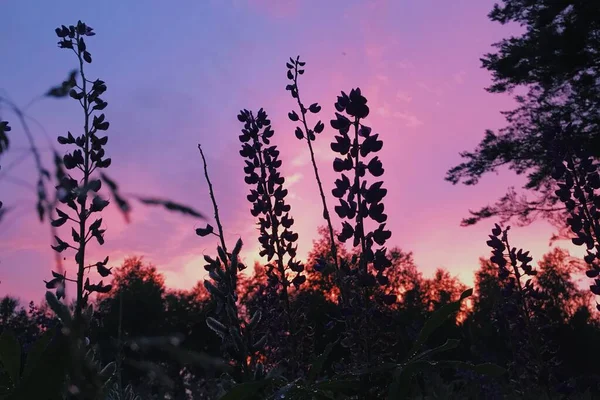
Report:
550,147,600,305
285,56,342,295
446,0,600,230
237,108,305,293
2,5,600,400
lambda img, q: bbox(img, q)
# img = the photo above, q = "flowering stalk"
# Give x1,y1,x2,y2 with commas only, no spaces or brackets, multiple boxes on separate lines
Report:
329,88,393,301
237,108,305,310
196,143,267,382
41,21,117,399
47,21,114,313
284,56,342,291
487,224,555,398
203,240,266,382
551,150,600,307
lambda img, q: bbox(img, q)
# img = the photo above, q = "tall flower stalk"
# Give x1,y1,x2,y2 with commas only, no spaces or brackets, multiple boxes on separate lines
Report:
328,88,394,370
330,89,393,298
487,224,556,398
237,109,304,313
551,148,600,307
42,21,116,398
237,108,304,374
197,143,267,383
47,21,114,314
284,56,342,296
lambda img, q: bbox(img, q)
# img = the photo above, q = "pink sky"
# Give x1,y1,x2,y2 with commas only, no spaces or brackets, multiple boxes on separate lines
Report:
0,0,588,303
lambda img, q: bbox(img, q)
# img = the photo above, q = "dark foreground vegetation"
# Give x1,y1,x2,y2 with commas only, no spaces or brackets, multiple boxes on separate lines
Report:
1,1,600,399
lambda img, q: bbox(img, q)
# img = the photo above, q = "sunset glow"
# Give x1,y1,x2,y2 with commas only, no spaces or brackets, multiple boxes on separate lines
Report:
0,0,584,302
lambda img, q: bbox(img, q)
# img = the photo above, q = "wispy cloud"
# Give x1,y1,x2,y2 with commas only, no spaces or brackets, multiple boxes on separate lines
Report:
453,71,466,85
393,111,424,128
417,82,443,97
396,91,413,103
286,173,303,188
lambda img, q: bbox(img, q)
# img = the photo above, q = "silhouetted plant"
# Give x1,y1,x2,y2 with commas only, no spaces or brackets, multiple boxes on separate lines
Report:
486,224,561,398
237,108,304,350
203,240,266,382
39,20,118,399
0,120,10,216
285,56,344,300
551,148,600,307
328,88,394,371
48,20,113,313
330,88,393,298
196,143,266,385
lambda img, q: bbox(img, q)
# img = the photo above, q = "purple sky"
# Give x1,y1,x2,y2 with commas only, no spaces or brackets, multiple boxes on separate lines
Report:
0,0,587,303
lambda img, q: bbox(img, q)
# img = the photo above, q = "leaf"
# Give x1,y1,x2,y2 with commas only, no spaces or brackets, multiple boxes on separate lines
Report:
136,197,204,219
0,330,21,385
45,291,72,326
8,328,69,400
408,339,459,363
314,120,325,134
407,288,472,359
219,379,273,400
288,111,300,122
313,379,361,395
71,227,81,242
308,340,337,382
45,70,77,98
50,216,67,227
388,360,436,400
22,329,54,379
248,310,262,329
51,235,69,252
309,103,321,113
196,224,214,237
206,317,227,337
99,172,131,222
99,361,116,382
435,361,506,377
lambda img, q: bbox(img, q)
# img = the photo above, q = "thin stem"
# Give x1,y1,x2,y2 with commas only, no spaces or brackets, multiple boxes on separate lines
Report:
76,33,91,323
198,144,228,254
352,117,372,366
117,291,124,399
291,64,346,304
504,235,552,399
250,113,298,371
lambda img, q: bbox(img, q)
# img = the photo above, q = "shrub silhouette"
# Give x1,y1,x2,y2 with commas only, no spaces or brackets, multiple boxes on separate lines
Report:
2,5,600,400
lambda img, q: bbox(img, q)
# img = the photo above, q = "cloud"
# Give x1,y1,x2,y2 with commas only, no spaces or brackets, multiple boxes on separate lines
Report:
291,149,309,167
377,106,390,117
417,82,443,97
453,71,466,85
396,60,414,69
393,111,424,128
286,173,303,188
396,91,413,103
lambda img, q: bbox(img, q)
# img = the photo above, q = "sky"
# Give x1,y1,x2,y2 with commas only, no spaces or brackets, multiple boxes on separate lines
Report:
0,0,588,303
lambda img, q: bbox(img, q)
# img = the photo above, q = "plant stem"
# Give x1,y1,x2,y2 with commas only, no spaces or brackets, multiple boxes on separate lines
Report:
197,144,228,254
250,112,297,371
504,235,552,400
291,67,341,284
76,33,91,324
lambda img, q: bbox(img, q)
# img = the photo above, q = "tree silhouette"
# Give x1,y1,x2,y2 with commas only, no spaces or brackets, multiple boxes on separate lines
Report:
446,0,600,230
